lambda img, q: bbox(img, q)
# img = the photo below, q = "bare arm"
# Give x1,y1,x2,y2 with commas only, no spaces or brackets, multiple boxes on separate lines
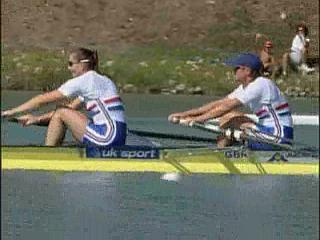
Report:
168,98,227,122
191,98,242,122
2,90,65,117
35,98,82,123
15,97,83,127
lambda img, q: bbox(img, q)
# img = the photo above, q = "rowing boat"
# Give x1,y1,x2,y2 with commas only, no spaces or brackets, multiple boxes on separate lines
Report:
2,113,319,175
2,145,318,175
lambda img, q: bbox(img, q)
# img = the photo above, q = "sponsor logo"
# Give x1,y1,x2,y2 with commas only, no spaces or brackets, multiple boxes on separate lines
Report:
86,146,160,159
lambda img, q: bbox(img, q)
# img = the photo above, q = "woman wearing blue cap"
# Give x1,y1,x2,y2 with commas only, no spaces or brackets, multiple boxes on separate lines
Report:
168,53,293,150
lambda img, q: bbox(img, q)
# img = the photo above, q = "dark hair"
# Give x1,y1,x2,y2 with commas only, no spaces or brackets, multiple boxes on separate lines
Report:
250,69,261,79
296,23,309,36
71,48,99,71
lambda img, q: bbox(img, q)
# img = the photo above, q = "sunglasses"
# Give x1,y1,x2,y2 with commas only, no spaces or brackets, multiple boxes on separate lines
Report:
68,61,77,67
68,59,90,67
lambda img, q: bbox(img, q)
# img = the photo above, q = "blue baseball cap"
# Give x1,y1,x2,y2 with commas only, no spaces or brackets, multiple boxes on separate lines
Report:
224,53,262,71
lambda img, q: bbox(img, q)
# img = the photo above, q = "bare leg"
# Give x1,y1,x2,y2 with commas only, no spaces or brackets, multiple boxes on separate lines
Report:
217,134,232,148
219,111,253,128
271,65,281,79
282,53,289,76
45,108,88,146
217,111,255,148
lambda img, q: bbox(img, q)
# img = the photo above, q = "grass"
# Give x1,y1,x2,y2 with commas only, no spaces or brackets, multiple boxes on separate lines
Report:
2,45,238,95
1,45,318,97
2,6,319,98
1,49,68,90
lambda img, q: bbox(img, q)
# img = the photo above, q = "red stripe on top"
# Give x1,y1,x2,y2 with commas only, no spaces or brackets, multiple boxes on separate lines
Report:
87,104,97,111
103,96,122,104
255,109,267,116
86,96,122,111
275,103,289,111
256,103,289,116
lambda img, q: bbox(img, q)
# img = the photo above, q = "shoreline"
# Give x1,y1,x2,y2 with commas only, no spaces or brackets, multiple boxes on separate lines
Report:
2,47,319,98
2,90,319,101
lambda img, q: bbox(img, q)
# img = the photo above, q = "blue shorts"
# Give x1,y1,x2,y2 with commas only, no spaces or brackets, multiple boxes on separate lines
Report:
247,125,293,151
82,121,127,146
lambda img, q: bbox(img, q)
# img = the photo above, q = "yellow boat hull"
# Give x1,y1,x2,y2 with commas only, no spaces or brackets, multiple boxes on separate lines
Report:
2,147,319,176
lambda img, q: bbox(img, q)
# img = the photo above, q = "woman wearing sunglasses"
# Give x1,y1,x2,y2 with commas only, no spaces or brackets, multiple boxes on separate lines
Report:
2,48,127,147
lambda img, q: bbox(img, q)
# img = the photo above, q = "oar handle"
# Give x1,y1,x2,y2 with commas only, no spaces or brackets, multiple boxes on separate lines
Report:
177,118,223,134
6,117,49,127
1,116,19,124
177,119,294,151
191,121,243,141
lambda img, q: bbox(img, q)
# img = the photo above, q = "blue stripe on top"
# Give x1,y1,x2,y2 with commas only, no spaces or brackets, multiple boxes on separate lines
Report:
108,105,125,111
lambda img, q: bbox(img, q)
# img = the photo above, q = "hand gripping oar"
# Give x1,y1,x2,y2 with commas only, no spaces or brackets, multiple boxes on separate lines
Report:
177,118,294,151
3,116,49,127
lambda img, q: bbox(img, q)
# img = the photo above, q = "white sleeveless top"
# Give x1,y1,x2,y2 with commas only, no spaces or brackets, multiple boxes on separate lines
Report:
58,71,126,125
291,34,306,54
228,77,292,127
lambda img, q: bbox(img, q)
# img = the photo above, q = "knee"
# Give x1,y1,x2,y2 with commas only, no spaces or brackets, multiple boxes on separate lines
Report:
240,122,255,129
221,111,244,121
51,108,70,121
219,112,244,128
219,113,233,125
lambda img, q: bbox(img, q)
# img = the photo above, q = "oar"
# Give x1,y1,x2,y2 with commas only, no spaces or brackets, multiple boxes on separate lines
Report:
190,121,319,156
207,114,319,126
3,116,49,127
1,116,20,124
177,119,294,151
4,116,215,143
128,129,215,143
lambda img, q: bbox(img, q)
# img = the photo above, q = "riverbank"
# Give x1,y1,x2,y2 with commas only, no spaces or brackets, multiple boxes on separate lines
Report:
2,46,319,97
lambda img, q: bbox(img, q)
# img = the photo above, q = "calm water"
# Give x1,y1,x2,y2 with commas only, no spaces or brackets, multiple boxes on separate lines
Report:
1,91,319,240
2,172,319,240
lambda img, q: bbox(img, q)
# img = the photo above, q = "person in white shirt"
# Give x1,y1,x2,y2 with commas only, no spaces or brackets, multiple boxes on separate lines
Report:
282,23,314,75
2,48,127,147
168,53,293,150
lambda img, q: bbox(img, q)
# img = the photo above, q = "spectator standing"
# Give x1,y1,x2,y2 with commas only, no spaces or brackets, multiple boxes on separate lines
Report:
282,23,315,75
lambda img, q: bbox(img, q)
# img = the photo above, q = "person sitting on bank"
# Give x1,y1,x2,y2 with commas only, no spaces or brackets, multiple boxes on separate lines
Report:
259,40,281,78
168,53,293,150
282,23,315,75
2,48,127,147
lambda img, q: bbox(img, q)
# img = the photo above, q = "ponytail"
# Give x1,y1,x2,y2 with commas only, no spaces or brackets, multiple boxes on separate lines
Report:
71,48,99,71
93,50,99,72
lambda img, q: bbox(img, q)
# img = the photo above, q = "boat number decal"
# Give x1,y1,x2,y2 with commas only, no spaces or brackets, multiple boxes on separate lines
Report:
224,149,248,158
